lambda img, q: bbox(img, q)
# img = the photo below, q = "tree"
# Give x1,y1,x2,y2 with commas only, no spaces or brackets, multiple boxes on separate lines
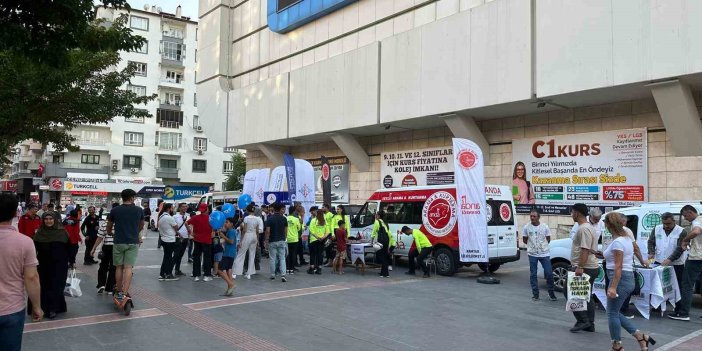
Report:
224,152,247,191
0,1,155,162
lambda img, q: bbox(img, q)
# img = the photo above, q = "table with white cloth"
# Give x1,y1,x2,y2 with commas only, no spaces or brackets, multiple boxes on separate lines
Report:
349,242,377,265
593,264,681,319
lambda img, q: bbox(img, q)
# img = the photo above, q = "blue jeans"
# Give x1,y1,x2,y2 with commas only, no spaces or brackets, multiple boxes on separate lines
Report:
606,270,638,342
528,255,555,296
269,241,287,277
0,309,25,351
679,259,702,317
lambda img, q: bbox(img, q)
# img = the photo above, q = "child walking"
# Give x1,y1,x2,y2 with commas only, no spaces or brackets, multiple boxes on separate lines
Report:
333,220,348,274
218,217,238,296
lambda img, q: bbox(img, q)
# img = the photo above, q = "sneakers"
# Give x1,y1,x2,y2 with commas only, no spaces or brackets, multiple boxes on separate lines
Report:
307,268,314,274
175,270,185,276
194,276,201,282
281,277,287,283
203,276,213,282
314,268,322,275
569,322,592,333
548,293,558,301
188,258,193,263
97,286,105,294
667,312,690,321
158,276,166,281
623,314,635,319
245,275,251,280
164,275,179,281
532,295,539,301
270,276,276,280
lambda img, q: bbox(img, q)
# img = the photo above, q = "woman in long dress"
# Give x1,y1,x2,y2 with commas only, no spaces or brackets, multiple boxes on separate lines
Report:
32,212,70,319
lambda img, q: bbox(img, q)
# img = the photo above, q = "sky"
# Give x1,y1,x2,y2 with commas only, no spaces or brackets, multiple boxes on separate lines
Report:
97,1,199,19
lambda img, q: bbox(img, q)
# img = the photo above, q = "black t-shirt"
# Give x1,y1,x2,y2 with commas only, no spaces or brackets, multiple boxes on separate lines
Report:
108,204,145,244
265,214,288,242
82,214,100,237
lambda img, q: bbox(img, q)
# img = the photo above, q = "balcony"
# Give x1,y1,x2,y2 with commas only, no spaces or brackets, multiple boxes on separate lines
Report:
158,77,184,90
156,167,179,179
74,138,110,151
159,99,182,110
161,55,185,68
159,120,180,129
29,141,43,151
42,162,110,178
162,30,184,41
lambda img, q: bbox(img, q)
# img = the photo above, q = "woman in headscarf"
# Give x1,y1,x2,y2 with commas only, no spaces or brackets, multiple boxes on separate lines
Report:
31,212,70,319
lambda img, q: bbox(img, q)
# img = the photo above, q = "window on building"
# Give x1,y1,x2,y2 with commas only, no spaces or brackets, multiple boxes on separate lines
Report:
125,110,146,123
130,16,149,30
162,26,184,39
165,70,183,83
156,132,182,150
193,92,197,107
156,109,184,128
194,137,207,151
129,61,147,76
162,41,185,61
123,155,142,169
162,92,181,106
159,158,178,169
223,161,234,174
127,84,146,97
124,132,144,146
193,115,200,129
192,159,207,173
52,155,64,164
81,154,100,164
133,40,148,54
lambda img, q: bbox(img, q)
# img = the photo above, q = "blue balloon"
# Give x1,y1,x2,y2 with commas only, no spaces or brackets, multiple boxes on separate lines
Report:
222,203,235,216
209,211,225,230
238,194,252,210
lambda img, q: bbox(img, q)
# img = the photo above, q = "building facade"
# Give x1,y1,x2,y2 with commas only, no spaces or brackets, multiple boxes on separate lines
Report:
8,5,231,207
198,0,702,231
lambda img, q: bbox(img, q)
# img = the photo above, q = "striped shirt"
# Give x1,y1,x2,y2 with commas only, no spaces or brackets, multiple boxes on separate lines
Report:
97,220,113,245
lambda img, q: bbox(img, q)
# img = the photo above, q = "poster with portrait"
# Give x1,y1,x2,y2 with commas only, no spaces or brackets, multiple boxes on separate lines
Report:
306,156,349,204
511,129,647,215
380,147,454,188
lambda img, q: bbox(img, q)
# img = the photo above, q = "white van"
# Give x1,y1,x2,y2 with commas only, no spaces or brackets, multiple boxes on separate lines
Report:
198,191,242,209
548,201,702,291
351,185,520,276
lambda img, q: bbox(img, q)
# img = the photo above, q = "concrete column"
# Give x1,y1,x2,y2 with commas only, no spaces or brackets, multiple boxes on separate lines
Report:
328,133,370,172
257,143,284,166
443,114,491,165
647,80,702,156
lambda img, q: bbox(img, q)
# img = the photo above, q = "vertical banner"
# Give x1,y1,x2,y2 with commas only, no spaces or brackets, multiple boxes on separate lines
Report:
307,156,350,203
452,138,488,263
242,169,259,198
294,159,315,223
320,155,332,206
284,153,297,203
253,168,270,206
269,166,287,192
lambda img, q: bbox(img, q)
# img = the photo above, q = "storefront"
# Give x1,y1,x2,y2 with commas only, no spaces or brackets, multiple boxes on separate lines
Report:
0,180,17,194
48,176,165,209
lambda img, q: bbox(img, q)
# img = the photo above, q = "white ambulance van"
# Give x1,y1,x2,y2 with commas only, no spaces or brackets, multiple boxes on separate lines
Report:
351,185,520,276
198,191,242,209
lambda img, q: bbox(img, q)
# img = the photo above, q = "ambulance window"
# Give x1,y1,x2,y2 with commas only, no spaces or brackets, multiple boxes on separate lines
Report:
382,202,422,224
355,202,377,228
486,200,514,226
625,215,638,240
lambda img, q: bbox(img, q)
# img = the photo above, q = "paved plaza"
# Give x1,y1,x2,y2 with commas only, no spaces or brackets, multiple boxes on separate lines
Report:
22,234,702,351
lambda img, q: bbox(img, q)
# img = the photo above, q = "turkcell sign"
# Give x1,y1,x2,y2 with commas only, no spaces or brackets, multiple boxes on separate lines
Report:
162,186,209,200
268,0,358,34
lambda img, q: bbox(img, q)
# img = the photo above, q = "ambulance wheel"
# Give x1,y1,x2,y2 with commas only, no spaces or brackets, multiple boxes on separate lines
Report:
435,247,457,276
478,263,501,273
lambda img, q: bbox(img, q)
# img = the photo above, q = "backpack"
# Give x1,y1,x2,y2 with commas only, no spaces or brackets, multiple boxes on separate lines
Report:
377,220,390,249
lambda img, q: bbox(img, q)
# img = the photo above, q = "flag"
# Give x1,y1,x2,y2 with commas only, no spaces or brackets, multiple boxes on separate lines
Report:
320,155,332,206
284,153,297,202
253,168,270,206
452,138,488,262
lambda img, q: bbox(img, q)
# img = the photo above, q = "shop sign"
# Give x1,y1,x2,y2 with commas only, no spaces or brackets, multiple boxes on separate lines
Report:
32,177,43,186
70,191,109,196
380,147,454,188
0,180,18,192
512,128,647,214
306,156,349,204
51,177,164,194
162,186,208,200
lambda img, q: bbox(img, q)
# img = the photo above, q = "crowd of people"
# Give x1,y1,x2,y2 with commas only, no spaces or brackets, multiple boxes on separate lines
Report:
523,202,702,351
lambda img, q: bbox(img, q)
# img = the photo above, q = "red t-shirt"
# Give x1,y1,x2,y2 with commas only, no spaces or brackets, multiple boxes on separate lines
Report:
18,214,41,238
64,216,82,245
188,214,213,244
336,228,347,252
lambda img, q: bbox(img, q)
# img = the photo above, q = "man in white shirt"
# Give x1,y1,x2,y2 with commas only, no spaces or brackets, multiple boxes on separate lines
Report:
569,208,604,241
157,203,179,281
669,205,702,321
172,203,192,277
522,209,556,301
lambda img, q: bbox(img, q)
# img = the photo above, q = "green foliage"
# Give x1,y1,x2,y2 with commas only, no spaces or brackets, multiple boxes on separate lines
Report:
0,1,156,162
224,152,247,191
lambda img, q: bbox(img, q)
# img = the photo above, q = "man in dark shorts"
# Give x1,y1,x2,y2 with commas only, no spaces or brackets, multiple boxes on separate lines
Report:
107,189,145,301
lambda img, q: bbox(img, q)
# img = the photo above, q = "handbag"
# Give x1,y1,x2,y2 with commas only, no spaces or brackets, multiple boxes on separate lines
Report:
64,269,82,297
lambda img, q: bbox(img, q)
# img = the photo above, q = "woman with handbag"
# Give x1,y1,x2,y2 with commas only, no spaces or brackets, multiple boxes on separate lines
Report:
372,211,391,278
32,212,70,319
603,212,655,351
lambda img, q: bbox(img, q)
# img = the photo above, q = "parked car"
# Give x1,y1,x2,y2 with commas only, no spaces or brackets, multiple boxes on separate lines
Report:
548,201,702,293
